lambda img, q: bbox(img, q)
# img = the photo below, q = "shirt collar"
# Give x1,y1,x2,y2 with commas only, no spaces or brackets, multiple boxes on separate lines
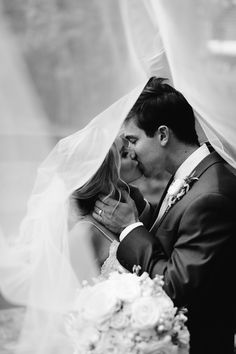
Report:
174,143,210,180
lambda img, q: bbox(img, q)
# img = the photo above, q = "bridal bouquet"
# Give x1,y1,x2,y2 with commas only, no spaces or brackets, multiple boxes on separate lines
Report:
65,271,189,354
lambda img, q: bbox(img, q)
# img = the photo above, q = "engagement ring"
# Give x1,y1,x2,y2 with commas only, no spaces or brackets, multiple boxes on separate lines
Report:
98,209,103,216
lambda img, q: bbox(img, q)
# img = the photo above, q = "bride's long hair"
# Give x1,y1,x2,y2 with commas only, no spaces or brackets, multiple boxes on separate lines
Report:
72,143,126,216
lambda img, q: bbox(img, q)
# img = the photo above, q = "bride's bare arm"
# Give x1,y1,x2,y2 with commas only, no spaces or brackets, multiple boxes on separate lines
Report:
68,222,100,282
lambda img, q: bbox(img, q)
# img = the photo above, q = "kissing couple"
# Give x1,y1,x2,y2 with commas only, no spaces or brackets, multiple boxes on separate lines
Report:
1,77,236,354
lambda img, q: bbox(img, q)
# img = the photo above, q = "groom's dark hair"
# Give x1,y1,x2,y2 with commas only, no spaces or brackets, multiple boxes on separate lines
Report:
126,77,199,146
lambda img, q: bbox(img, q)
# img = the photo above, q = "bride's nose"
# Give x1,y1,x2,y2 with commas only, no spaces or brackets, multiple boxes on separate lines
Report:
129,150,136,160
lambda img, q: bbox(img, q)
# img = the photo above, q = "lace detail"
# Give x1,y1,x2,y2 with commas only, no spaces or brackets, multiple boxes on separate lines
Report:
100,240,127,278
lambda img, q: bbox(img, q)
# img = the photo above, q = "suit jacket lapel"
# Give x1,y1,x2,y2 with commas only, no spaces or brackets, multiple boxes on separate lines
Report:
150,151,224,234
193,151,223,179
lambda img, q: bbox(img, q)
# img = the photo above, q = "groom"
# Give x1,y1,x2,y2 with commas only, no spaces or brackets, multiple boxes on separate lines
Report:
93,77,236,354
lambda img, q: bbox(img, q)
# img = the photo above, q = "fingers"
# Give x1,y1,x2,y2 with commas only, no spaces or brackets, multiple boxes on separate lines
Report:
95,196,118,209
94,193,132,220
94,205,103,216
121,190,135,206
93,196,119,222
94,200,106,211
93,202,111,220
92,204,107,224
92,209,103,222
92,205,112,227
100,194,119,206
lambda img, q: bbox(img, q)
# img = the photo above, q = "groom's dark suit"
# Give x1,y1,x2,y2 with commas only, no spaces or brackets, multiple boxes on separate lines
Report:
117,151,236,354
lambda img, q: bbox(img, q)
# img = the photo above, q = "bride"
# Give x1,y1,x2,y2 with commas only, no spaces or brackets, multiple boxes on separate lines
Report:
68,137,151,280
0,84,147,354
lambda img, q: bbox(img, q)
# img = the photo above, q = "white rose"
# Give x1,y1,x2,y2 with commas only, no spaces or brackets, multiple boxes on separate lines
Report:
132,295,174,330
155,295,174,314
110,307,130,329
79,280,118,323
110,272,141,302
131,297,161,329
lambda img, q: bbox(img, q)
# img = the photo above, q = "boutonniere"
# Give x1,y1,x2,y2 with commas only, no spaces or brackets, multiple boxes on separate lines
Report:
167,172,199,208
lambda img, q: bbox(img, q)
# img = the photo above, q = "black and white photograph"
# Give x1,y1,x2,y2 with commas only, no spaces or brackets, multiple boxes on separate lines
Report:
0,1,236,353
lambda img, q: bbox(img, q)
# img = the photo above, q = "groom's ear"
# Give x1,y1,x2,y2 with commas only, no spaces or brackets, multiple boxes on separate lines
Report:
157,125,169,146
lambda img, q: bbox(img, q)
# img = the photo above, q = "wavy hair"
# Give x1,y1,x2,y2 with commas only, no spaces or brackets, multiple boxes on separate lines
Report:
72,143,125,216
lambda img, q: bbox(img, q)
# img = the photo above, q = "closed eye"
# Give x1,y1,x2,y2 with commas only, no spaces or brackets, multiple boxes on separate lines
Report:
125,136,138,145
120,146,129,158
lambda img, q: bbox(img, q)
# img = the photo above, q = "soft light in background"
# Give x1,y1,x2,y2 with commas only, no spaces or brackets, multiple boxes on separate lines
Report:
0,0,160,237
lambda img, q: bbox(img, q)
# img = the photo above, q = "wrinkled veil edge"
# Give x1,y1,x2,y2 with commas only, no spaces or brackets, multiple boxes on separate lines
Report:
0,82,146,353
0,3,154,352
0,82,146,306
152,0,236,169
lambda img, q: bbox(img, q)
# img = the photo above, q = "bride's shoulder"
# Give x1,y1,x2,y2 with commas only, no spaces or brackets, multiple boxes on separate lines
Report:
69,218,93,236
69,212,116,245
69,216,107,240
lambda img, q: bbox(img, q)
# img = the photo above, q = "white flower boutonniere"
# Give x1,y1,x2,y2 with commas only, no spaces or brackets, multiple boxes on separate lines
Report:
167,172,199,208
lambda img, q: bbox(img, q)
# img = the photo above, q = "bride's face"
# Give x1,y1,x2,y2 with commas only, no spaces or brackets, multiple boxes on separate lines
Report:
116,136,143,183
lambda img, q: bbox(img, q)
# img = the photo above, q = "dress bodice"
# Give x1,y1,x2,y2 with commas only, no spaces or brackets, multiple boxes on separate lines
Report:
100,240,127,278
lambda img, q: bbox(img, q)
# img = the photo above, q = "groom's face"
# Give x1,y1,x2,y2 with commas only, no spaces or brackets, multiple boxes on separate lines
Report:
123,119,165,178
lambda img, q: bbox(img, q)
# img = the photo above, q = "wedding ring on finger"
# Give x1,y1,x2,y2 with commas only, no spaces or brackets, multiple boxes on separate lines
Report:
98,208,103,217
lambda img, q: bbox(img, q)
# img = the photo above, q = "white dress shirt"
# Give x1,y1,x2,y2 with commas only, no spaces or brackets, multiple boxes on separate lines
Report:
120,143,210,241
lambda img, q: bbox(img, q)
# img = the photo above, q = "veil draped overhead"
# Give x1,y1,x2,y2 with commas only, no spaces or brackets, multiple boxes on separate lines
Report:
0,1,236,353
150,0,236,168
0,4,149,352
0,84,145,307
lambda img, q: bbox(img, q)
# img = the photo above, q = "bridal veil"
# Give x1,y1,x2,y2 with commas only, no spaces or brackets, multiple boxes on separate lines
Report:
0,1,236,353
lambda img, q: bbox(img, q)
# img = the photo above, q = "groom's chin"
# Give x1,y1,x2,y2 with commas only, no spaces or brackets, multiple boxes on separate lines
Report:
143,171,151,178
143,169,156,178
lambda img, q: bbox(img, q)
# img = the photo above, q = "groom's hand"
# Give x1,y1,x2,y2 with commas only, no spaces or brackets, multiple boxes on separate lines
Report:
92,190,139,234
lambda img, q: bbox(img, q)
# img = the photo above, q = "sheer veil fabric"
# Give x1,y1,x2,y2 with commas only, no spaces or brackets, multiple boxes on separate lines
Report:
0,83,146,352
0,6,147,352
151,0,236,168
0,1,236,353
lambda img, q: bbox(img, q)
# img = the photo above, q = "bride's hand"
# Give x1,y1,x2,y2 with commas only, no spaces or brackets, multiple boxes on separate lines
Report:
92,190,139,234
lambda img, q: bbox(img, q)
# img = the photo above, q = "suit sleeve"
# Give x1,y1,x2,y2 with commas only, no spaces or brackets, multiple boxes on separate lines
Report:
117,193,235,307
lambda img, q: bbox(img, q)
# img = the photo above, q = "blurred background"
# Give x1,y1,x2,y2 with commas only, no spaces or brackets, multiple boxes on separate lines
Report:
0,0,171,316
1,0,236,315
0,0,162,239
1,0,236,234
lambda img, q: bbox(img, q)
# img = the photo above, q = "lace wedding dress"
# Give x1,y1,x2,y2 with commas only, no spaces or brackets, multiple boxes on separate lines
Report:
100,240,127,278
